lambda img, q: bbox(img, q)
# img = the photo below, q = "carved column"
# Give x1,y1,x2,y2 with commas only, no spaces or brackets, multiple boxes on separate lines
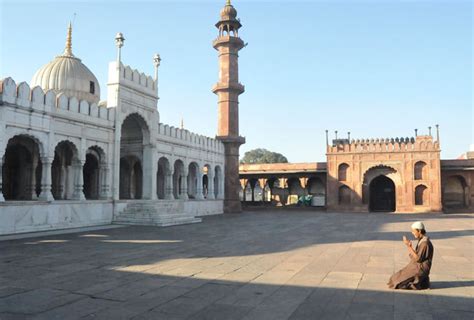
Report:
195,171,204,200
207,170,215,200
99,163,109,199
165,170,174,200
39,157,54,201
73,160,85,200
180,169,189,200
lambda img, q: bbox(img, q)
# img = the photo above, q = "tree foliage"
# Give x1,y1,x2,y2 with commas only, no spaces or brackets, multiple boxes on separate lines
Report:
240,148,288,164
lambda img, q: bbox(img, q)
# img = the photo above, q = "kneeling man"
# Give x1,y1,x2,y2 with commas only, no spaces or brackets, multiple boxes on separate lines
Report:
388,221,433,290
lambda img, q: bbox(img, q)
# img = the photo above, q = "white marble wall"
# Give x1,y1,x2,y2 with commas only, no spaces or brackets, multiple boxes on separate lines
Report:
0,201,114,235
0,59,226,235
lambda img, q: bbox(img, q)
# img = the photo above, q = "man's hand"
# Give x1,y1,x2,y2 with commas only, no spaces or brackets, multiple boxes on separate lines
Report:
402,235,412,247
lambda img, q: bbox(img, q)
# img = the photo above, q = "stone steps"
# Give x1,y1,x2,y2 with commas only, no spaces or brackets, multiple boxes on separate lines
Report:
114,202,202,227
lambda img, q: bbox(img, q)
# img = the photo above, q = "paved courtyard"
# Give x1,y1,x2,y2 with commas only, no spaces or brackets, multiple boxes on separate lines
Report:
0,210,473,320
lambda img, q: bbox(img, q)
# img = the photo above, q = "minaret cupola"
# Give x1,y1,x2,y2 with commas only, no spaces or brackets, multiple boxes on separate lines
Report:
216,0,242,37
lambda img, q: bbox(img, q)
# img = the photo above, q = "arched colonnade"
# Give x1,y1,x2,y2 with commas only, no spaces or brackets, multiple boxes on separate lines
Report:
240,176,326,205
0,133,224,202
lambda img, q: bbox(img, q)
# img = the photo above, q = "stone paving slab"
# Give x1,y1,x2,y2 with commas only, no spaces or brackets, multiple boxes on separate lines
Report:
0,210,472,319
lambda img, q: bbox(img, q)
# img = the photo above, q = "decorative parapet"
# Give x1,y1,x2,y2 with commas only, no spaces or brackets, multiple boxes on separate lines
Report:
109,62,157,97
327,135,440,154
157,123,224,154
0,77,115,122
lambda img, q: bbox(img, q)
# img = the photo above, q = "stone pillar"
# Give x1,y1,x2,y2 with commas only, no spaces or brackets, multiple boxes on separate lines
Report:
39,157,54,201
73,160,85,200
0,158,4,202
99,163,109,199
195,171,204,200
165,171,174,200
207,170,215,200
180,169,189,200
251,181,255,202
142,145,157,200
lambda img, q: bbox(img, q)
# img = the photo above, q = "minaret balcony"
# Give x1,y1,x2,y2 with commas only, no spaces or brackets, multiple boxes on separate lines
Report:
213,36,245,50
212,82,245,94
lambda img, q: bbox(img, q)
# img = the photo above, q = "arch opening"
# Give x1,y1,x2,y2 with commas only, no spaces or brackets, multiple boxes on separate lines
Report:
443,175,468,208
119,156,142,199
2,135,42,200
52,141,79,200
120,114,148,200
369,175,396,212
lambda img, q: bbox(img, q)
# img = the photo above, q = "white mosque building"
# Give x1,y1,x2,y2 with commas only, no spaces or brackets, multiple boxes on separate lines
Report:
0,1,246,235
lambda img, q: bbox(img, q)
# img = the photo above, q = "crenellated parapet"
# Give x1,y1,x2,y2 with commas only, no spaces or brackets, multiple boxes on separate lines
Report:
0,77,115,122
327,135,440,154
157,123,225,154
108,62,156,97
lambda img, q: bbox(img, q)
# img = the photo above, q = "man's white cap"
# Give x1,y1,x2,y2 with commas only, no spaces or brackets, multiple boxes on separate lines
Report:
411,221,425,230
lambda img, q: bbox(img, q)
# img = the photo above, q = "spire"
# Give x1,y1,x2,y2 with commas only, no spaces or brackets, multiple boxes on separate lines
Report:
64,22,73,56
180,117,184,129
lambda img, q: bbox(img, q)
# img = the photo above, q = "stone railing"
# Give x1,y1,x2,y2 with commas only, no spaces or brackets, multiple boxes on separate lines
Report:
157,123,224,153
327,135,440,153
0,77,115,122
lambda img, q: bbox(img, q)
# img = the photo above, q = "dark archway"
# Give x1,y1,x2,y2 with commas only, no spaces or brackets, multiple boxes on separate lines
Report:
52,141,79,200
2,136,42,200
120,113,148,200
369,175,396,212
119,156,142,199
83,153,100,200
443,175,467,209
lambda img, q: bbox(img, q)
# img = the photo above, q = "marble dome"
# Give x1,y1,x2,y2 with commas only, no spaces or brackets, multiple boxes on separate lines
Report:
31,23,100,104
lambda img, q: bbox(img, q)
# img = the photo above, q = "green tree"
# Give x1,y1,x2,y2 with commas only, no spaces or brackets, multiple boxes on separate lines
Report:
240,148,288,164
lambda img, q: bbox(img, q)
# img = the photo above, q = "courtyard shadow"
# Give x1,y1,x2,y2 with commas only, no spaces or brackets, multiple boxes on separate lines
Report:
0,212,472,319
0,270,472,319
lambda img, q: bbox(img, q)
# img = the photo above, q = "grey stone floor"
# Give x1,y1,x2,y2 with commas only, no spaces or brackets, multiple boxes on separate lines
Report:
0,210,473,320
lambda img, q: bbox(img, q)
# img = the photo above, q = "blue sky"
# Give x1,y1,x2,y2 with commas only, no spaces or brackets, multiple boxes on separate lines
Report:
1,0,472,162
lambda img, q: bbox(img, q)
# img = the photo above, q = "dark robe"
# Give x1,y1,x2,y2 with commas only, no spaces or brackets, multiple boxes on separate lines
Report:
388,236,434,290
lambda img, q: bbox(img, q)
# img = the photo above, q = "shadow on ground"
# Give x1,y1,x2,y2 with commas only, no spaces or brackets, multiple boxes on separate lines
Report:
0,211,472,319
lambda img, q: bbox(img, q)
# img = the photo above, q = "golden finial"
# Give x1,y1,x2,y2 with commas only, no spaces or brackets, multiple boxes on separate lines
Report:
226,0,231,5
180,117,184,129
64,22,73,56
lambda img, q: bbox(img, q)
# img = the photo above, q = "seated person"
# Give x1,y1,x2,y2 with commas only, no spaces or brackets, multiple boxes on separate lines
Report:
387,221,434,290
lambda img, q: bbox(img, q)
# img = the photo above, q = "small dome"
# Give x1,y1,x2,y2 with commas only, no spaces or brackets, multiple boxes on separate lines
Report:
220,1,237,20
31,23,100,104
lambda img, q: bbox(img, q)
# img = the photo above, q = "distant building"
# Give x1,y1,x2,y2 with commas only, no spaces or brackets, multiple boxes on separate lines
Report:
240,133,473,213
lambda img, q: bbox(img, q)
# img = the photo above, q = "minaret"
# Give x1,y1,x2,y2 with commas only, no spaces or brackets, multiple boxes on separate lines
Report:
213,0,245,213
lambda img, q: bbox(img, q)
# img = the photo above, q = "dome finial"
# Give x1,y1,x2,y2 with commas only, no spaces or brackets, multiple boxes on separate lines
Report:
64,22,73,56
226,0,231,5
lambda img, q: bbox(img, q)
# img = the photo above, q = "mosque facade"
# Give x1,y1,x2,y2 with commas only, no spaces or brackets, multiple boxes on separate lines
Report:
0,1,245,235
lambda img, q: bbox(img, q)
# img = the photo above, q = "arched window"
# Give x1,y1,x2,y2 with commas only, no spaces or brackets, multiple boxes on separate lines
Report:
415,185,428,205
414,161,427,180
338,163,349,181
338,185,351,205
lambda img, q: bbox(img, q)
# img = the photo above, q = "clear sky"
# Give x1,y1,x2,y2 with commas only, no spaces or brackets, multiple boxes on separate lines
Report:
1,0,472,162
